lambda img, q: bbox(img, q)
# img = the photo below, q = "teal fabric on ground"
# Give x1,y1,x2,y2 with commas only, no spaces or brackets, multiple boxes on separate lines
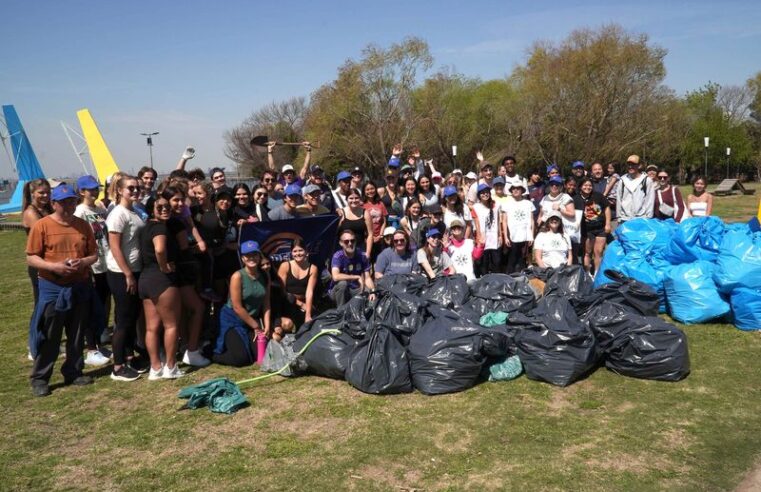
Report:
178,377,249,414
487,355,523,381
480,312,509,327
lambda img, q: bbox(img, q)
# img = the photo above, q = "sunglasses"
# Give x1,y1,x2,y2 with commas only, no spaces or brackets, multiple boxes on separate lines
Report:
283,171,295,175
341,239,356,245
126,185,139,193
393,238,406,244
155,204,171,211
213,175,225,181
255,192,266,197
263,178,274,183
658,176,669,180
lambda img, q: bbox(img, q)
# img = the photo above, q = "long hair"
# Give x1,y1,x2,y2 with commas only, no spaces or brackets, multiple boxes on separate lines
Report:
541,216,565,235
363,181,379,204
478,189,495,229
405,198,422,222
445,191,465,218
114,174,138,205
107,172,127,203
22,178,51,214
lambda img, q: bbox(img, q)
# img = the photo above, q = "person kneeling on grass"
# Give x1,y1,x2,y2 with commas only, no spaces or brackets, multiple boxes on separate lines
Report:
213,241,273,367
26,183,98,397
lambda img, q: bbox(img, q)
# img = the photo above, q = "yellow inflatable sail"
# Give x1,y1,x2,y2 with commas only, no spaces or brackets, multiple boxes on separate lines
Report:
77,109,119,198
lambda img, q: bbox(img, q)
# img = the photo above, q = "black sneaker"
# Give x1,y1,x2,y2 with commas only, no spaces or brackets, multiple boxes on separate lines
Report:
128,357,150,374
32,382,51,397
65,375,94,386
110,365,140,382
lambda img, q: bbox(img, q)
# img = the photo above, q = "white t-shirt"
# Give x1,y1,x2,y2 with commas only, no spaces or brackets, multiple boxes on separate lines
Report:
471,202,502,250
447,239,475,282
503,199,536,243
105,204,145,273
539,193,573,223
74,203,109,274
443,206,472,229
534,231,571,269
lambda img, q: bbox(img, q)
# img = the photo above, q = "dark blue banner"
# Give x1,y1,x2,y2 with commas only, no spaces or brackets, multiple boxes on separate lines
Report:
239,215,340,267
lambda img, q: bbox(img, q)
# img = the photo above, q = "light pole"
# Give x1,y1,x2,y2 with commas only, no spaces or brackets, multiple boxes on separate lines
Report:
726,147,731,179
140,131,159,168
704,136,709,181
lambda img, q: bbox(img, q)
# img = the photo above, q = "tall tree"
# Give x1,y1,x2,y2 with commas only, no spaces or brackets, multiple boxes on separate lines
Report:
305,37,433,178
513,25,674,169
224,97,308,176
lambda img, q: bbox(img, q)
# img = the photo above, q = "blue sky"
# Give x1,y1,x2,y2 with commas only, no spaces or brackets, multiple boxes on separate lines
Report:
1,0,759,178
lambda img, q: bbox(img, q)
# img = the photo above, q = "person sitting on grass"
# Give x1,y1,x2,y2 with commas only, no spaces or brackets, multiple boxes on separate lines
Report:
26,183,98,397
533,211,572,269
329,229,375,307
213,241,272,367
418,228,453,279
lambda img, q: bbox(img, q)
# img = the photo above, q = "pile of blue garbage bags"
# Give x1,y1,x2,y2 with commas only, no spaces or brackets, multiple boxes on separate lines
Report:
595,217,761,330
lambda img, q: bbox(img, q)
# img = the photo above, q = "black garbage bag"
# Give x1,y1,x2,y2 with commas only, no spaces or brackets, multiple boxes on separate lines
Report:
408,305,489,395
509,296,599,387
372,290,427,344
573,270,660,319
420,274,470,308
543,265,594,300
293,295,370,379
522,265,554,282
346,325,413,394
587,302,690,381
464,274,536,317
376,273,429,296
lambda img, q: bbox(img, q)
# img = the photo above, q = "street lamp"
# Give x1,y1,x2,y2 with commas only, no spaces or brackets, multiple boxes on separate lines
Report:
140,131,159,168
704,137,709,181
726,147,731,179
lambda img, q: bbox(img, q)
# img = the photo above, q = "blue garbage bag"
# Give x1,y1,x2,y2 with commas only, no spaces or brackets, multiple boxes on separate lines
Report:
615,218,676,256
730,288,761,331
665,261,730,324
714,229,761,294
616,255,673,313
593,241,626,288
663,216,725,265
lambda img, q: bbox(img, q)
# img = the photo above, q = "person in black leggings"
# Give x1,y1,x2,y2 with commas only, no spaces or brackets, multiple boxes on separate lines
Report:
105,176,147,381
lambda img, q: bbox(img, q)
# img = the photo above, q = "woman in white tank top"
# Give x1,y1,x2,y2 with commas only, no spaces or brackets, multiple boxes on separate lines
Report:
686,176,713,217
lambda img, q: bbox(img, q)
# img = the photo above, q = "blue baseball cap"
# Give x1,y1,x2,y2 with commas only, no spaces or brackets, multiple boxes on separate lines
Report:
240,240,261,255
284,183,302,196
443,185,458,198
426,228,443,239
51,183,77,201
76,175,100,191
477,183,492,194
388,156,401,168
336,170,352,182
572,160,585,169
492,176,505,186
548,176,564,185
546,164,560,174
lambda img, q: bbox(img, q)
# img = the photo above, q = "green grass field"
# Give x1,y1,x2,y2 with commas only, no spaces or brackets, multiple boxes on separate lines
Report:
2,189,761,491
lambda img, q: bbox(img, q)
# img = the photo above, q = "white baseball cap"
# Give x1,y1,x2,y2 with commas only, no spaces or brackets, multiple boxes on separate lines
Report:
383,226,397,236
281,164,295,173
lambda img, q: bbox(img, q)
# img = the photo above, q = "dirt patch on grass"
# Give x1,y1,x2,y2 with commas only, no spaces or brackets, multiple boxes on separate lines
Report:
615,401,636,413
736,458,761,492
585,453,651,474
546,386,577,413
349,462,425,491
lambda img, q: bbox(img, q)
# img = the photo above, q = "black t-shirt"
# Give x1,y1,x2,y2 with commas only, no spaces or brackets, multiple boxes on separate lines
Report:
580,191,608,230
191,205,228,248
233,204,256,222
141,220,180,269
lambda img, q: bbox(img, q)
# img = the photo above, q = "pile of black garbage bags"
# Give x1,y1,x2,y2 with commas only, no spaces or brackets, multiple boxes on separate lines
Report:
289,266,690,395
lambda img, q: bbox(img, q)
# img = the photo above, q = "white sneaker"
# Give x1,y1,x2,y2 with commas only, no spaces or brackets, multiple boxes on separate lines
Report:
27,351,33,361
182,350,211,367
162,364,185,379
84,350,111,367
148,365,164,380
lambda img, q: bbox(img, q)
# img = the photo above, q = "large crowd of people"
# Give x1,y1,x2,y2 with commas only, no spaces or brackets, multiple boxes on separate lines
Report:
20,143,715,396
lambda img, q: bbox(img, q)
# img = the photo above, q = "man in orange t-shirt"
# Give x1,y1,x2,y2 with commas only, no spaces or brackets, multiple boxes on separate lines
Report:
26,183,97,397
